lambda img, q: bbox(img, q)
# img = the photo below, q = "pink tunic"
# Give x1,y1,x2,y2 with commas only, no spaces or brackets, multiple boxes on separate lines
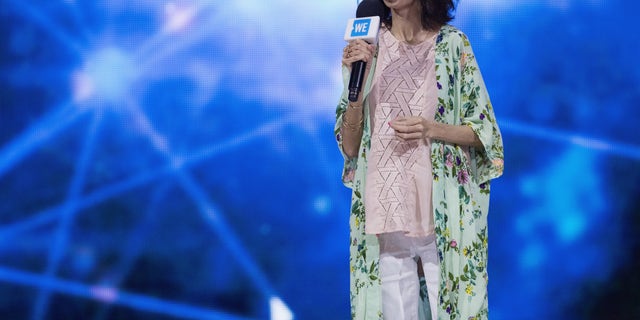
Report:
365,28,438,237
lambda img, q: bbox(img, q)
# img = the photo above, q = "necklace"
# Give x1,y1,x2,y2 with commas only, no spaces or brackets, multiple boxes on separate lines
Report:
394,29,432,45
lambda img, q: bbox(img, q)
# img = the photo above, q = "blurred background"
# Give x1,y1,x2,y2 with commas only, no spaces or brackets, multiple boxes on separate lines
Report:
0,0,638,319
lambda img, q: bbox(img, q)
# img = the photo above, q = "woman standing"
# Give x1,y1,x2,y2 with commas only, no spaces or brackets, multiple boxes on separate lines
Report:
335,0,504,319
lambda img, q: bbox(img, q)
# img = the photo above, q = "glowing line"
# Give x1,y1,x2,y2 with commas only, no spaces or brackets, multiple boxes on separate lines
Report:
135,7,220,71
132,4,203,65
0,208,59,241
62,0,94,44
105,184,170,283
132,3,205,61
183,115,298,165
0,266,258,320
501,118,640,160
92,183,172,320
0,116,296,240
175,171,274,295
0,104,86,178
32,110,103,320
127,106,278,296
4,0,85,55
0,167,169,241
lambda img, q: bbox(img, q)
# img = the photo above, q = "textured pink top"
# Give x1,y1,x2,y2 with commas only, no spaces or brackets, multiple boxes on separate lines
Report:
364,28,438,237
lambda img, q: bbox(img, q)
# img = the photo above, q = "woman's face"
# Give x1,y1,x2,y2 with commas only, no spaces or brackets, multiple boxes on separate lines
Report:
383,0,420,11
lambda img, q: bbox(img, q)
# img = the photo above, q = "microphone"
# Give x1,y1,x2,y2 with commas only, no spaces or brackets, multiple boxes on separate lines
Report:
343,0,386,102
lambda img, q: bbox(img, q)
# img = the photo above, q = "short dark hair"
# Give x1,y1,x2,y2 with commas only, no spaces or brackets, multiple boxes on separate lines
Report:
380,0,457,31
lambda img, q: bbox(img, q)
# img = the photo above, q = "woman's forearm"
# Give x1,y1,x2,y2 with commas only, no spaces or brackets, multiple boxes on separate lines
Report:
339,39,374,159
340,102,364,158
429,122,484,150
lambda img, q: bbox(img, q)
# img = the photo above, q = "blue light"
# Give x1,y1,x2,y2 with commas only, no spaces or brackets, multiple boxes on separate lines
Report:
84,48,136,102
520,243,546,270
313,195,332,215
557,214,586,244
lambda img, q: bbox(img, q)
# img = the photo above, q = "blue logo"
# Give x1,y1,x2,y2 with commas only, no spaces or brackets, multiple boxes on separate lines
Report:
350,18,371,37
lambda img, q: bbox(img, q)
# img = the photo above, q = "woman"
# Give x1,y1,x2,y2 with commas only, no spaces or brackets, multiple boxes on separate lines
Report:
335,0,504,319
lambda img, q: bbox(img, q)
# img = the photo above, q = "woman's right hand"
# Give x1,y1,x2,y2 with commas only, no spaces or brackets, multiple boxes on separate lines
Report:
342,39,376,72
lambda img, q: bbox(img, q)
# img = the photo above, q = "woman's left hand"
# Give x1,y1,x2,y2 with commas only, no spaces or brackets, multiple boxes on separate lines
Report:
389,116,438,142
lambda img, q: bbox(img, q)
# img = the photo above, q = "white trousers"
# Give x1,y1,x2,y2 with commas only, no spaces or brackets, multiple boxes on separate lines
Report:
378,232,439,320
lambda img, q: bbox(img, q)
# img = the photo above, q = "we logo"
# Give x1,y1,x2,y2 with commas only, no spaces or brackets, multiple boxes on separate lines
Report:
350,18,371,37
344,16,379,44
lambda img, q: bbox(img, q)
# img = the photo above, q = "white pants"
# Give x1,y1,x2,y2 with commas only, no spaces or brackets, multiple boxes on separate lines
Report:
378,232,439,320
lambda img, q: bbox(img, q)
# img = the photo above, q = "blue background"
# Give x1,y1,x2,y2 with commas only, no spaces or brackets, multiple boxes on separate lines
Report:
0,0,639,319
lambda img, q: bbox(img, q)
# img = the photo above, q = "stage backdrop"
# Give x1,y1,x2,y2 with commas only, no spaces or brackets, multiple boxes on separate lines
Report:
1,0,639,319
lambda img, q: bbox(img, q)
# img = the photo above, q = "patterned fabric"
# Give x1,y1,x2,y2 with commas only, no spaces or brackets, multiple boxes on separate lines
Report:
365,28,438,237
335,25,504,320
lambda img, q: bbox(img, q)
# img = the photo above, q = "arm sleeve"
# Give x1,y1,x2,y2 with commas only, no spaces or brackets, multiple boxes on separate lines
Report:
458,34,505,183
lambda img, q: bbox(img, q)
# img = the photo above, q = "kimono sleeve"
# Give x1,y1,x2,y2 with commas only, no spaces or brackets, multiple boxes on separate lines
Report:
458,35,505,183
334,65,357,188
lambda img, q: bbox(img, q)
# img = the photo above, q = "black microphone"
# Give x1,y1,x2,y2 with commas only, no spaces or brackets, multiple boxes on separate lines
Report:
345,0,386,102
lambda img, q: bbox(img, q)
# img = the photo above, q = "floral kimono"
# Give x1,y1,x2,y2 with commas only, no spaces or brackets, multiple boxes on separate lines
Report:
335,25,504,320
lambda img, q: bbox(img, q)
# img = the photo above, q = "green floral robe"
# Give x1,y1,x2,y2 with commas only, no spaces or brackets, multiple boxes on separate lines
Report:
335,25,504,320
